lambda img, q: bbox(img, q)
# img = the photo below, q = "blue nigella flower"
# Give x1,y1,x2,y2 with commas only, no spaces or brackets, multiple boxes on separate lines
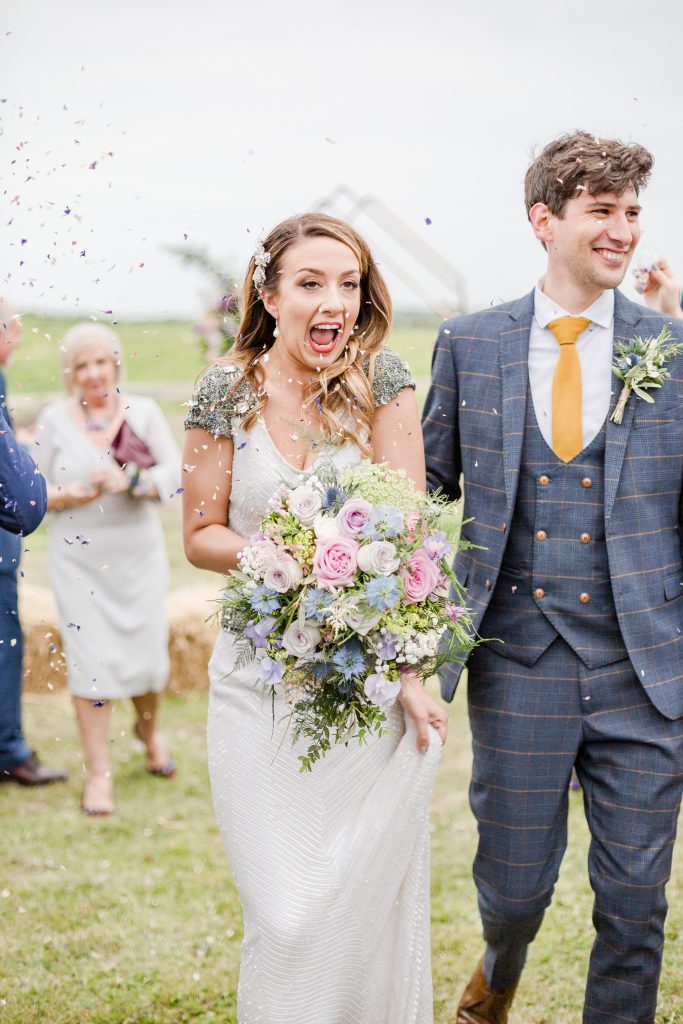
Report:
332,638,366,681
249,585,281,614
365,575,401,611
361,504,404,541
303,588,335,622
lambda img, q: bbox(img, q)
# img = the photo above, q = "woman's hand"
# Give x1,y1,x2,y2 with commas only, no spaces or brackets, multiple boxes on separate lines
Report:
397,668,448,752
90,465,128,495
48,481,99,511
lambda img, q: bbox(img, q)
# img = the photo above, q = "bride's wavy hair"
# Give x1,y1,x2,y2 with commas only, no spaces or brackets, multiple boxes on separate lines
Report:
222,213,392,456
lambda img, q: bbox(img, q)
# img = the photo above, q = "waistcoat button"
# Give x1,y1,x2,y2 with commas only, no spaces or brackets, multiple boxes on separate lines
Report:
581,477,593,488
580,533,591,543
536,530,547,541
485,579,492,591
539,475,550,486
534,587,545,599
579,592,591,604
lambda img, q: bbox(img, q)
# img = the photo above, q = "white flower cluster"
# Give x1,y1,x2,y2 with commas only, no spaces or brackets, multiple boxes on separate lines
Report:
238,544,269,582
398,629,442,666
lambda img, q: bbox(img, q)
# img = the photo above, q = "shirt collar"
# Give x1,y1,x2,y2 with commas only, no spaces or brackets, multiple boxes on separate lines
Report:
533,282,614,330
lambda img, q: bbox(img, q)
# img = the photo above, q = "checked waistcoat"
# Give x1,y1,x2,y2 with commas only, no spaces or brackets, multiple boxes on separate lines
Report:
479,396,628,669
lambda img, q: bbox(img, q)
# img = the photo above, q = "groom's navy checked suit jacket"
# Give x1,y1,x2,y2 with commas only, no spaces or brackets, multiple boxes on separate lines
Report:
422,289,683,719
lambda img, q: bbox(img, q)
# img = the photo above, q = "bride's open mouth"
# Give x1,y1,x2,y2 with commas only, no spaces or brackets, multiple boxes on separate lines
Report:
308,322,342,354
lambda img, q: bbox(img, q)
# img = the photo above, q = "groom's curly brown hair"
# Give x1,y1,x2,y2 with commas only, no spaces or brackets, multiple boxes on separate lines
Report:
524,130,654,218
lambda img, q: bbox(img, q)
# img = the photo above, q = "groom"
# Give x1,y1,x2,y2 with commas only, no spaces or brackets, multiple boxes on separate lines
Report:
423,131,683,1024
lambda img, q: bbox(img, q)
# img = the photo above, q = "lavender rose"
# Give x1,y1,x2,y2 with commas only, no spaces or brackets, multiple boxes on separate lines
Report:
264,553,304,593
281,622,321,658
336,498,374,538
288,485,323,526
342,602,383,636
356,540,400,576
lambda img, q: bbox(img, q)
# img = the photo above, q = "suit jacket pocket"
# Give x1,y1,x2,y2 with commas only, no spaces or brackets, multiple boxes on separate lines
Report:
631,403,683,429
664,570,683,601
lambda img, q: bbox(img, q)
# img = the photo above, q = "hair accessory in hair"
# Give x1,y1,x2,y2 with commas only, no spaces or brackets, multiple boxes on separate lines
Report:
252,240,272,289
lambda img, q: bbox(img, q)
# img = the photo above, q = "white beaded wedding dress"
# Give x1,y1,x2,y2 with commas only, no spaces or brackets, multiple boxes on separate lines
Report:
186,352,442,1024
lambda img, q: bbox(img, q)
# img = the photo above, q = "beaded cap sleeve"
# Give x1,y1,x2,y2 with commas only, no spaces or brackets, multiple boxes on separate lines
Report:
368,347,415,407
184,347,414,439
184,364,257,439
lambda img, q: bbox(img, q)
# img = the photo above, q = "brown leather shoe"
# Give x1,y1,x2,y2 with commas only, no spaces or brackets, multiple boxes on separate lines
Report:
0,752,68,786
456,956,519,1024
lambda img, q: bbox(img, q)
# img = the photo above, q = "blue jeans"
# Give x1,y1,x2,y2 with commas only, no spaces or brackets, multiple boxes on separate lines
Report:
0,573,31,769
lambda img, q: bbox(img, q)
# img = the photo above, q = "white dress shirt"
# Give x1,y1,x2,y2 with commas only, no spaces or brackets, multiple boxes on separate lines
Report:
529,284,615,452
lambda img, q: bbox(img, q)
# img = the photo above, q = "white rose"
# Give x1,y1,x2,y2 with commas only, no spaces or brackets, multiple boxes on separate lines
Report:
357,541,400,576
264,554,304,593
288,485,322,526
313,511,342,539
343,603,383,636
281,622,321,658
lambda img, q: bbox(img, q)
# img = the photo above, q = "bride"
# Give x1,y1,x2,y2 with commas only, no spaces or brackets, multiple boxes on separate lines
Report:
182,213,448,1024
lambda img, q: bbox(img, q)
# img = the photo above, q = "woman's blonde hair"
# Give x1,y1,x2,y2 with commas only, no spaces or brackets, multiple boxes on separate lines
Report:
222,213,392,456
60,322,124,394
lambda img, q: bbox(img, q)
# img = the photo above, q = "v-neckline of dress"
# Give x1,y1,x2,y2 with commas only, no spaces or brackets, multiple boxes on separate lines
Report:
255,416,332,476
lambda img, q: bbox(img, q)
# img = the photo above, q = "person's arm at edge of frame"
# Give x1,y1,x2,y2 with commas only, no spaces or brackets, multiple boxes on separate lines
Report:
421,320,462,501
0,404,47,535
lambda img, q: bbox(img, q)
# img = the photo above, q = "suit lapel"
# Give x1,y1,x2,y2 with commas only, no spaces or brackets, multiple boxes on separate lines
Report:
604,290,640,522
500,291,534,508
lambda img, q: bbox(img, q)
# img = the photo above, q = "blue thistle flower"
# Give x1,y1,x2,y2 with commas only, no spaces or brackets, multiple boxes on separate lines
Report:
322,485,347,512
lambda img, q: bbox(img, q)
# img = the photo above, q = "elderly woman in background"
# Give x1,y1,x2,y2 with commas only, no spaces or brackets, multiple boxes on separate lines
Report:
35,323,181,815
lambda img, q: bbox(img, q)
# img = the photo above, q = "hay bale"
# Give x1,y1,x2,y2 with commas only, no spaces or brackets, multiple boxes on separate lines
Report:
19,584,220,694
166,587,219,695
20,586,67,694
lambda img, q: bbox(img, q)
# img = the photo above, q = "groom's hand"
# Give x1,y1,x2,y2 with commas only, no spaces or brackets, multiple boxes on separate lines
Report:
398,670,448,752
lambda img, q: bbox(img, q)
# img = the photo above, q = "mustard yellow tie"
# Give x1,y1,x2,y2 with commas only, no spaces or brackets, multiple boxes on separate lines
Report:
548,316,591,463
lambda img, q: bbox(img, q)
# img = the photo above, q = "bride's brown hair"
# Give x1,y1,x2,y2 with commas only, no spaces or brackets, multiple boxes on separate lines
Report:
223,213,392,457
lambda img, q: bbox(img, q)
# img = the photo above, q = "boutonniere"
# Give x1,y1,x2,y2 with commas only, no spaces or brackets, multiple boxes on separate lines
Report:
610,326,683,424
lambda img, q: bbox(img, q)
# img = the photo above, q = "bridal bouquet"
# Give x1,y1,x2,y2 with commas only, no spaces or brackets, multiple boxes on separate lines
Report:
221,462,477,770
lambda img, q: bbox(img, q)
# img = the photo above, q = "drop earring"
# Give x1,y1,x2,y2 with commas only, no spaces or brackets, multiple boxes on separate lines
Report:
273,320,279,339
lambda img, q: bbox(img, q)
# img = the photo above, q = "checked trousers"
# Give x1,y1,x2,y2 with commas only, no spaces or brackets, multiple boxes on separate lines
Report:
467,637,683,1024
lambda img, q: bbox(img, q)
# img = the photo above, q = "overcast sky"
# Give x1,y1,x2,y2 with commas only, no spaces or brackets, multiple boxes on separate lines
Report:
3,0,683,320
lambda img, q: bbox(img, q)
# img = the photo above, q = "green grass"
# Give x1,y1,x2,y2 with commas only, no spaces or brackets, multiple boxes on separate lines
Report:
2,688,681,1023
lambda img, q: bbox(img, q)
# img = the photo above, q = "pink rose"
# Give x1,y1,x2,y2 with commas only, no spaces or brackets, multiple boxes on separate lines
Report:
400,549,440,605
313,536,359,589
336,498,373,538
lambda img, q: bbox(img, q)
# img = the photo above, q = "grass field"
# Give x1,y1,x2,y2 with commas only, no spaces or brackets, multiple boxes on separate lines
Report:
3,687,681,1024
3,315,683,1022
